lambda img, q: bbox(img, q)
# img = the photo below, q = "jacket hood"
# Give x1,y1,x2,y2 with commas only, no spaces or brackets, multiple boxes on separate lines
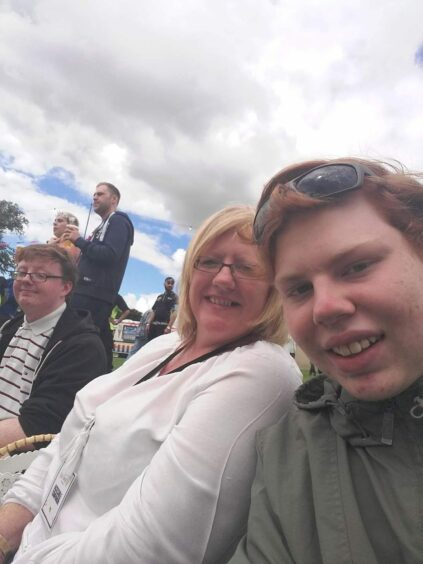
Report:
294,375,339,409
295,375,423,447
54,306,102,339
0,306,101,341
115,211,134,245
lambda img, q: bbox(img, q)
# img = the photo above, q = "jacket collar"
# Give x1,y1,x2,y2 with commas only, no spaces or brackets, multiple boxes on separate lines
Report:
295,375,423,447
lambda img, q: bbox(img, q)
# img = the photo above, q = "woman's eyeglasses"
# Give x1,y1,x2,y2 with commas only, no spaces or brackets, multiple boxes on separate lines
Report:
194,257,265,280
12,271,64,283
253,163,375,242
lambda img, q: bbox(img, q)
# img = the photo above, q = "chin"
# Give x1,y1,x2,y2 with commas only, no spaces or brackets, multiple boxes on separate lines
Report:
341,377,398,402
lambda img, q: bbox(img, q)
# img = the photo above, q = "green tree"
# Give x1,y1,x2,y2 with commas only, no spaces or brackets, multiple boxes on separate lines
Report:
0,201,28,274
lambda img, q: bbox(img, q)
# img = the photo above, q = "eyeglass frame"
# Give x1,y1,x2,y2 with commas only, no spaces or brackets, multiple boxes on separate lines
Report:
253,162,375,243
193,257,266,280
12,271,65,283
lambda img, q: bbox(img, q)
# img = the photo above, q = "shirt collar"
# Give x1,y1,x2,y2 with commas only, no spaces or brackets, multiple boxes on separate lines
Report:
23,302,66,335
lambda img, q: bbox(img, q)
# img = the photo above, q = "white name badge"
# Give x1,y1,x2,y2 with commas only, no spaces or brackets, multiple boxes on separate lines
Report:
41,462,76,529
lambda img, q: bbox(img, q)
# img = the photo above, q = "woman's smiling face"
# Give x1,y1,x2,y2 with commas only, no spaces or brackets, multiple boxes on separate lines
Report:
189,230,271,351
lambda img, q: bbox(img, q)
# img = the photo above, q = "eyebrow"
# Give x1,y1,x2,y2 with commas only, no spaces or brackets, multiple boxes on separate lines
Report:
277,239,388,285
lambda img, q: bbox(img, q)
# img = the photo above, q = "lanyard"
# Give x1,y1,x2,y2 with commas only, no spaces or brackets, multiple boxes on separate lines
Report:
134,333,256,386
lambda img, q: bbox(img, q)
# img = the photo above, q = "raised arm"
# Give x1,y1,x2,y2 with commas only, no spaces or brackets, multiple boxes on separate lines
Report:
74,215,132,265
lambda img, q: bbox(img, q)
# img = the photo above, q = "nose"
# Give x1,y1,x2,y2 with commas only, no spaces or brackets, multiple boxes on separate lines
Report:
312,278,355,327
212,264,236,289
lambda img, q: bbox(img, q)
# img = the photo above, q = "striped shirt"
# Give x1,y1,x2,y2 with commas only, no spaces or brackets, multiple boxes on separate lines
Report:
0,303,66,420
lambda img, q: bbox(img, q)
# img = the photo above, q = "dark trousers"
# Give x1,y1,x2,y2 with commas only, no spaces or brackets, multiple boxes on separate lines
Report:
100,325,115,372
147,323,167,342
70,294,113,370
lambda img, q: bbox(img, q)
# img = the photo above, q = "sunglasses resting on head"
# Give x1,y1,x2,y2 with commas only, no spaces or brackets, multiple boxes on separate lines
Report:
253,162,374,243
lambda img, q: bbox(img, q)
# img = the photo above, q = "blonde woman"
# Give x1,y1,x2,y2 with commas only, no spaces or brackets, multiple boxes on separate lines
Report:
48,212,80,262
0,205,301,564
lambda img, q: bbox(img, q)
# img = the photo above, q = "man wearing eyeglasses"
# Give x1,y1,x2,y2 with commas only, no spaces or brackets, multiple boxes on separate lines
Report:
0,244,107,448
230,158,423,564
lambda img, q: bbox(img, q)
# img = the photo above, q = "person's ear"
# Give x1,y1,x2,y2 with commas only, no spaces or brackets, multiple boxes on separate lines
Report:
62,280,73,297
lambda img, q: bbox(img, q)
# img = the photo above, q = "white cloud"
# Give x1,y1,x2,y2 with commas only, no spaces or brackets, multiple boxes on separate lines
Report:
0,0,423,235
121,292,158,312
123,292,158,313
130,230,185,278
0,166,184,276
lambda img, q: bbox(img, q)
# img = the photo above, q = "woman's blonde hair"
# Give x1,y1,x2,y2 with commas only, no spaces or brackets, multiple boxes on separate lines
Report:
55,211,79,226
177,205,287,347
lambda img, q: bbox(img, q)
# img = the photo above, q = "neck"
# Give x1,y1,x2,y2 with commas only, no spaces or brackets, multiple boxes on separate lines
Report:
25,301,65,323
99,205,118,220
172,340,217,368
182,334,234,360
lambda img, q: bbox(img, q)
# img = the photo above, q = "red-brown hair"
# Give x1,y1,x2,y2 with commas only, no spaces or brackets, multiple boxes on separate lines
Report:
15,244,78,287
258,157,423,263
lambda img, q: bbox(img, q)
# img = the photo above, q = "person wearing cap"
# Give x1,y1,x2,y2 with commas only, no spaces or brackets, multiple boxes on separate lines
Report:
230,158,423,564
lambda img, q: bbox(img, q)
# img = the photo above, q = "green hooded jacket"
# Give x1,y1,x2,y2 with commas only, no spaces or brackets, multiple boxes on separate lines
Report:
230,375,423,564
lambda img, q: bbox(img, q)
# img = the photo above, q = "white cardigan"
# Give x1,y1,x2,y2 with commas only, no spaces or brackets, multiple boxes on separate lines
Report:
6,332,301,564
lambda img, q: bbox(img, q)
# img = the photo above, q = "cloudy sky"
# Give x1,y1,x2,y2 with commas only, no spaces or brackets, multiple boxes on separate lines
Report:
1,0,422,310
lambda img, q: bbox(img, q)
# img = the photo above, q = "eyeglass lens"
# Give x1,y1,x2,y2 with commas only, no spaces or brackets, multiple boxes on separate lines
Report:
14,272,46,282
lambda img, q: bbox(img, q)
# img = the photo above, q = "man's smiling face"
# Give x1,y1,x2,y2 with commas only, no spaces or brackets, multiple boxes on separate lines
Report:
14,258,73,322
274,192,423,401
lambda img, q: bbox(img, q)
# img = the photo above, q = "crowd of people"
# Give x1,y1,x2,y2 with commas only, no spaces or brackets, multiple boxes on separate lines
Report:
0,157,422,563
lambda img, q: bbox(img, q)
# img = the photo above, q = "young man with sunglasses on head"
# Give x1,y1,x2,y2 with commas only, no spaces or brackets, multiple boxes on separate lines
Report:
0,244,106,449
230,158,423,564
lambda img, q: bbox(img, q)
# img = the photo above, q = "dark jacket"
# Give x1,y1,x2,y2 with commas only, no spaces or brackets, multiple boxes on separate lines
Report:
0,307,107,437
231,375,423,564
74,211,134,304
152,290,178,323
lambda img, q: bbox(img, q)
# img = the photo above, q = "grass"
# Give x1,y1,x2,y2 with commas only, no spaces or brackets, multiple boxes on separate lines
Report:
112,355,126,370
301,368,311,382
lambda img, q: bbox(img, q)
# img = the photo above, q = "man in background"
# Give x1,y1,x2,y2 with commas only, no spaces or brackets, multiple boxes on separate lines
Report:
147,277,178,341
64,182,134,354
0,244,106,447
0,277,18,326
